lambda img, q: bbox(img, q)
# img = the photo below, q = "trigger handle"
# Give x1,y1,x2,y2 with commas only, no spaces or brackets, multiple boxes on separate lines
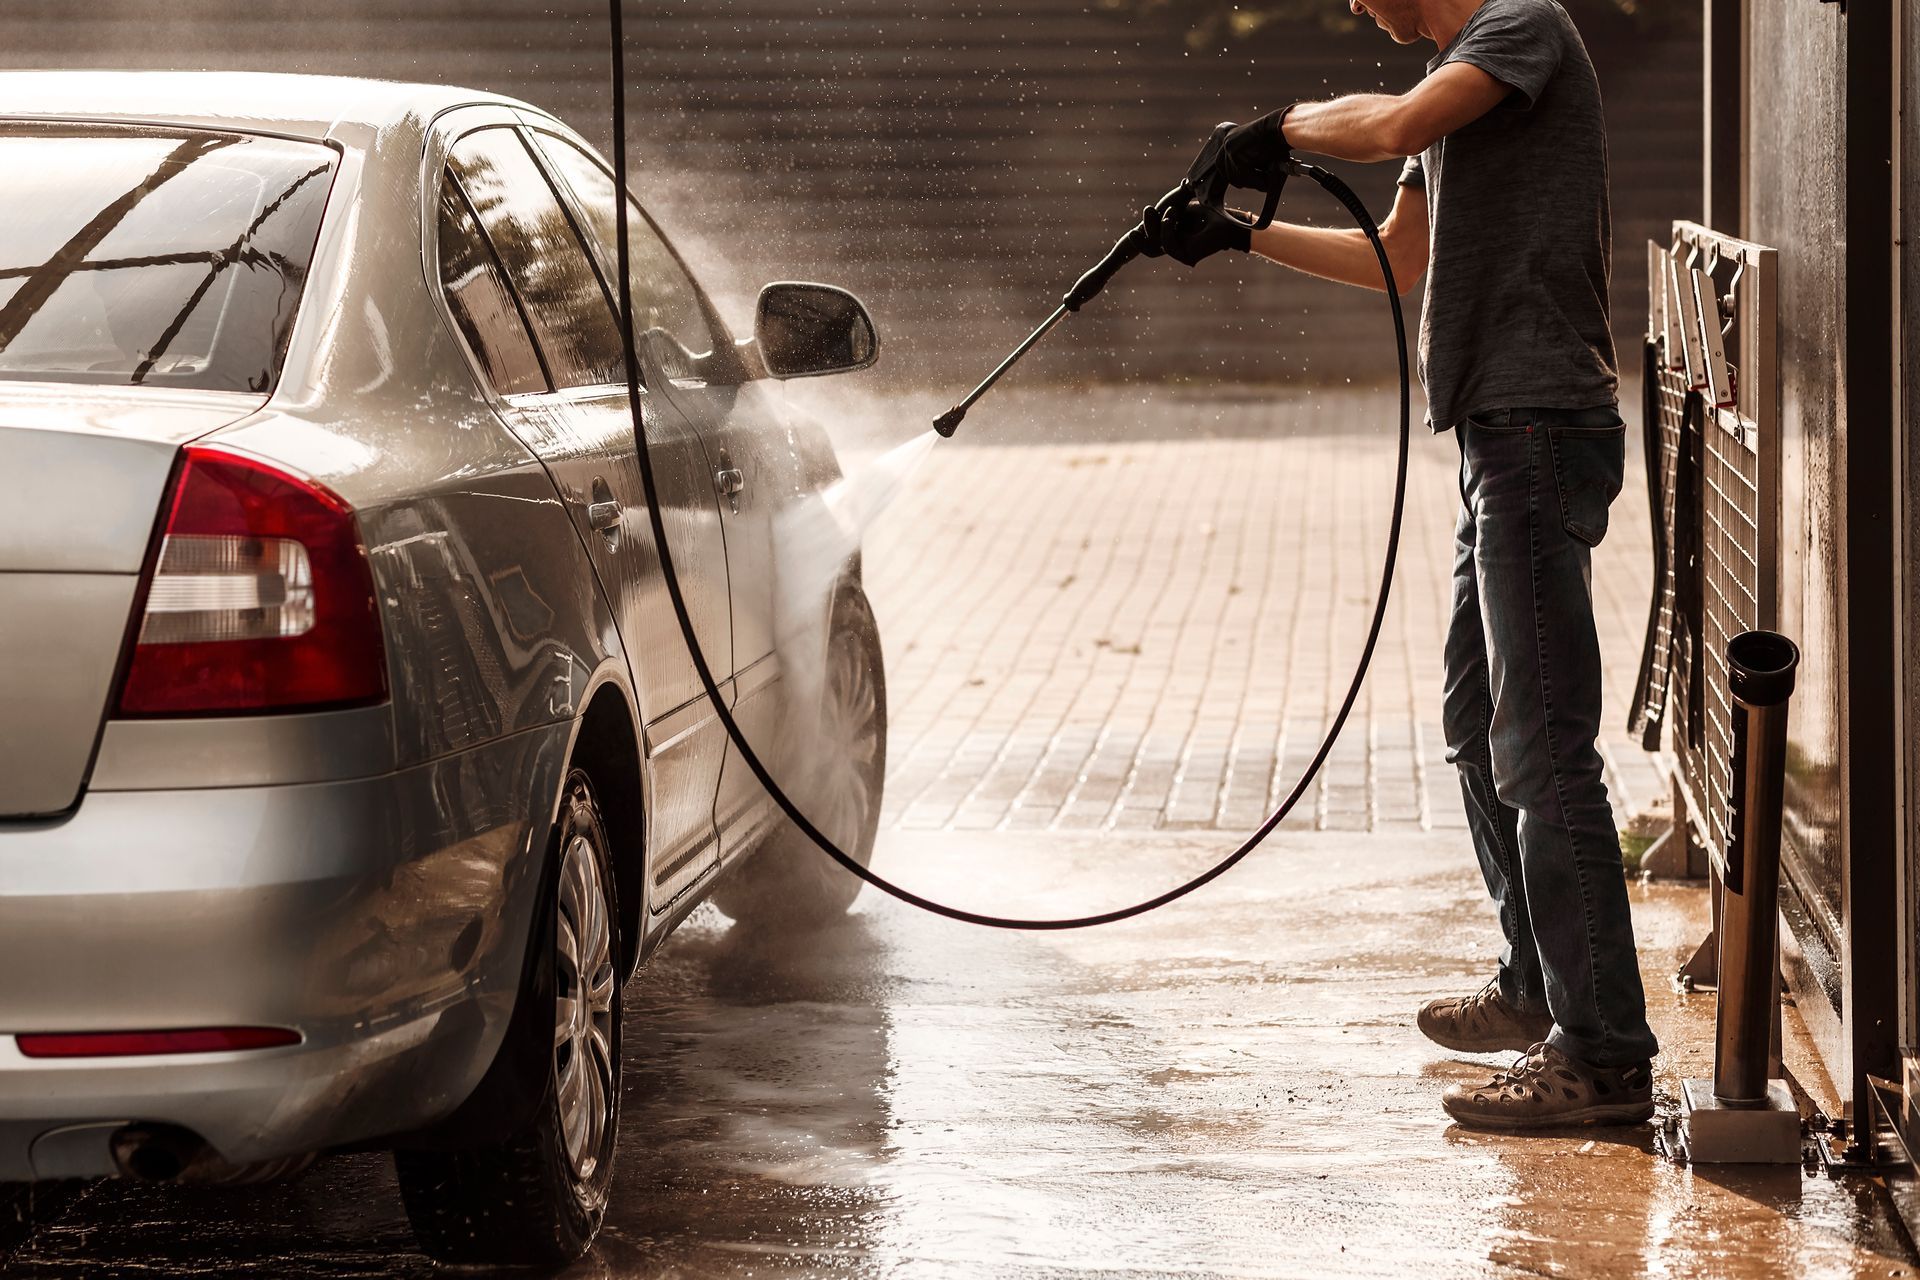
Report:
1185,122,1235,187
1203,162,1230,211
1251,162,1289,230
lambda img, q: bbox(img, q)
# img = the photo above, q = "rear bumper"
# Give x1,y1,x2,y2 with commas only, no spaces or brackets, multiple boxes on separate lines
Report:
0,1009,459,1181
0,722,571,1180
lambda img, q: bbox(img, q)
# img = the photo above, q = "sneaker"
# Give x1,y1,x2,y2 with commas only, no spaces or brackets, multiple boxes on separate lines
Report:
1442,1042,1655,1131
1417,977,1554,1054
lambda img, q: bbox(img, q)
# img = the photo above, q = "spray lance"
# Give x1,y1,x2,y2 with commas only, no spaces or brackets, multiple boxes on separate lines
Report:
610,0,1409,929
934,125,1281,437
929,126,1397,441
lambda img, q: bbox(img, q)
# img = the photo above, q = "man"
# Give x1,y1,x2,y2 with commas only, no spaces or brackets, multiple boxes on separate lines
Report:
1148,0,1658,1130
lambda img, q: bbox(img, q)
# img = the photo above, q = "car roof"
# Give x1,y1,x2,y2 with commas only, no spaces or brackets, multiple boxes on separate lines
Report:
0,70,544,141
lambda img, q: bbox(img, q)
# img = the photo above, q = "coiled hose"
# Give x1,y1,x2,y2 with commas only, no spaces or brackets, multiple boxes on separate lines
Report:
606,0,1410,930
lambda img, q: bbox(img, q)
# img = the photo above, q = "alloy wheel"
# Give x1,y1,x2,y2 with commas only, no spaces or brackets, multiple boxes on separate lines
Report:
553,826,616,1182
814,623,882,848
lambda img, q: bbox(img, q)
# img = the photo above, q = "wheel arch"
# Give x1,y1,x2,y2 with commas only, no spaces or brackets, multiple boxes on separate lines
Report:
567,677,649,981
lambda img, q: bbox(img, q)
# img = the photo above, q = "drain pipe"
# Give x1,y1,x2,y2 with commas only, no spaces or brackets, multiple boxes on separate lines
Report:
1714,630,1800,1106
1675,629,1803,1164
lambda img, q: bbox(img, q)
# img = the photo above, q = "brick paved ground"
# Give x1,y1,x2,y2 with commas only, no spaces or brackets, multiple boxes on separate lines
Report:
852,385,1665,836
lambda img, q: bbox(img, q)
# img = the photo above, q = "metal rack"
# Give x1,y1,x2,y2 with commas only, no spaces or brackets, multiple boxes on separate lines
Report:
1633,223,1778,873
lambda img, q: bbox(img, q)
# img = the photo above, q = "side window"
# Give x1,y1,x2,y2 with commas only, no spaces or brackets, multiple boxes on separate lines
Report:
533,132,719,363
435,174,547,396
447,128,625,389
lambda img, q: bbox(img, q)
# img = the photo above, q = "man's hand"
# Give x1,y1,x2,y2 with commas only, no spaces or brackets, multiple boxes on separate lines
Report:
1142,202,1254,268
1218,109,1293,190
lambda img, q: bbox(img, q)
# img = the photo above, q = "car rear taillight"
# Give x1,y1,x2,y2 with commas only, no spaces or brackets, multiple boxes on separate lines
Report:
115,446,387,717
16,1027,302,1058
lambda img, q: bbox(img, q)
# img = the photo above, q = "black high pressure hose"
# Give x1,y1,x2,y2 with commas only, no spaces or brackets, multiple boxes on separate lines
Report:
607,1,1411,930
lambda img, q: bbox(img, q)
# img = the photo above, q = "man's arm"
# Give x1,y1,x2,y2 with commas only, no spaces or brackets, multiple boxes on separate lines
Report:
1228,61,1506,294
1280,62,1511,162
1245,180,1429,296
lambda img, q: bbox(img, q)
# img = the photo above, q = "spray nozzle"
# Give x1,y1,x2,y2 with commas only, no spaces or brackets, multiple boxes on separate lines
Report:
932,406,966,438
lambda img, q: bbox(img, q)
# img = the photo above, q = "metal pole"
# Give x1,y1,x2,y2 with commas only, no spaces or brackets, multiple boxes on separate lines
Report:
1714,630,1800,1107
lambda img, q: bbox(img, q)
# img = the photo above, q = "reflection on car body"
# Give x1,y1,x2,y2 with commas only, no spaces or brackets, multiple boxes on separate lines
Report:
0,71,887,1267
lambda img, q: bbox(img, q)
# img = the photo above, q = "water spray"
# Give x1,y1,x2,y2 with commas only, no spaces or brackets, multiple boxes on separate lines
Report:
610,1,1410,929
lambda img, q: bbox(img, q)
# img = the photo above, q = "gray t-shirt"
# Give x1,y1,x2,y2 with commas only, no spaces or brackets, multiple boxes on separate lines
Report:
1399,0,1615,430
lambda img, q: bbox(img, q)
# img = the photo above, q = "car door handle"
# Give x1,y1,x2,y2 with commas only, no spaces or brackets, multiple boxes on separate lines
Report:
715,468,744,496
587,500,622,531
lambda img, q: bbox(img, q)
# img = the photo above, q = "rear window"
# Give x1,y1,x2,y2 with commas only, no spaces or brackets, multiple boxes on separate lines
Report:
0,123,337,393
436,173,548,396
446,128,626,390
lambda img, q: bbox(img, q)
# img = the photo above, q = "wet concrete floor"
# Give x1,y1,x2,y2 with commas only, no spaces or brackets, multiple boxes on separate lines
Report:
3,831,1915,1277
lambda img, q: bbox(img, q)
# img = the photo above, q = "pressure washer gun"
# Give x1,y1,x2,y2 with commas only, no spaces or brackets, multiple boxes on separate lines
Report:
932,124,1292,438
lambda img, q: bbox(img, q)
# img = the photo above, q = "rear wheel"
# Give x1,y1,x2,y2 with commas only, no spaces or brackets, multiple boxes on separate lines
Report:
714,584,886,927
395,769,621,1268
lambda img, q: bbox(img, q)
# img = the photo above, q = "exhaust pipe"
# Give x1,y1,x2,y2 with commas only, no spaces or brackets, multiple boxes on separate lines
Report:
110,1124,315,1185
1713,629,1799,1108
110,1124,209,1182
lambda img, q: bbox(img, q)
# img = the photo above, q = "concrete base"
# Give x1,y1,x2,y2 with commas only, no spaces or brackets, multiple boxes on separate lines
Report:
1678,1078,1803,1164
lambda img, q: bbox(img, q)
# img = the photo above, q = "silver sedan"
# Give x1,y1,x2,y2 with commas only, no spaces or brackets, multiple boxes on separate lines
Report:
0,71,886,1266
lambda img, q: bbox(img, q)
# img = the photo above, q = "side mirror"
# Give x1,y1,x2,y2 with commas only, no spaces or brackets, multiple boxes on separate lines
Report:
754,282,879,378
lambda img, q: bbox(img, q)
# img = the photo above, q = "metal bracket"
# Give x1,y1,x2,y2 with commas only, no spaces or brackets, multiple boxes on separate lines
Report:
1722,255,1746,328
1692,263,1737,409
1807,1081,1918,1175
1674,930,1719,993
1672,247,1709,391
1812,1123,1882,1173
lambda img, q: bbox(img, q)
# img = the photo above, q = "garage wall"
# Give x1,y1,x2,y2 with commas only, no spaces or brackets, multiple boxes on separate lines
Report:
1745,0,1847,946
1903,0,1918,1056
0,0,1699,388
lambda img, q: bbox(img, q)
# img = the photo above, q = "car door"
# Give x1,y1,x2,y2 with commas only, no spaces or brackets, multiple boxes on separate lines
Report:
655,378,792,857
434,120,733,910
529,127,795,859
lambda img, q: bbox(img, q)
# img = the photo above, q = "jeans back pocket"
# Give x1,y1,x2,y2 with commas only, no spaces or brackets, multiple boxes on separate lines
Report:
1546,425,1626,547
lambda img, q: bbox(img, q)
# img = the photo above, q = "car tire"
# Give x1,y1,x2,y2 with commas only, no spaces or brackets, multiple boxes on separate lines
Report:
394,769,622,1269
713,583,886,928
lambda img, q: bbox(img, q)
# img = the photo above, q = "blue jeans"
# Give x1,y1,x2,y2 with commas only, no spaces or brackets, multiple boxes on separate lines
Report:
1442,406,1658,1067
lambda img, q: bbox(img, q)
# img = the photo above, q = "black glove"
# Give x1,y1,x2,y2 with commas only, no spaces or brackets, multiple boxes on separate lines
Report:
1219,107,1294,191
1141,201,1254,268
